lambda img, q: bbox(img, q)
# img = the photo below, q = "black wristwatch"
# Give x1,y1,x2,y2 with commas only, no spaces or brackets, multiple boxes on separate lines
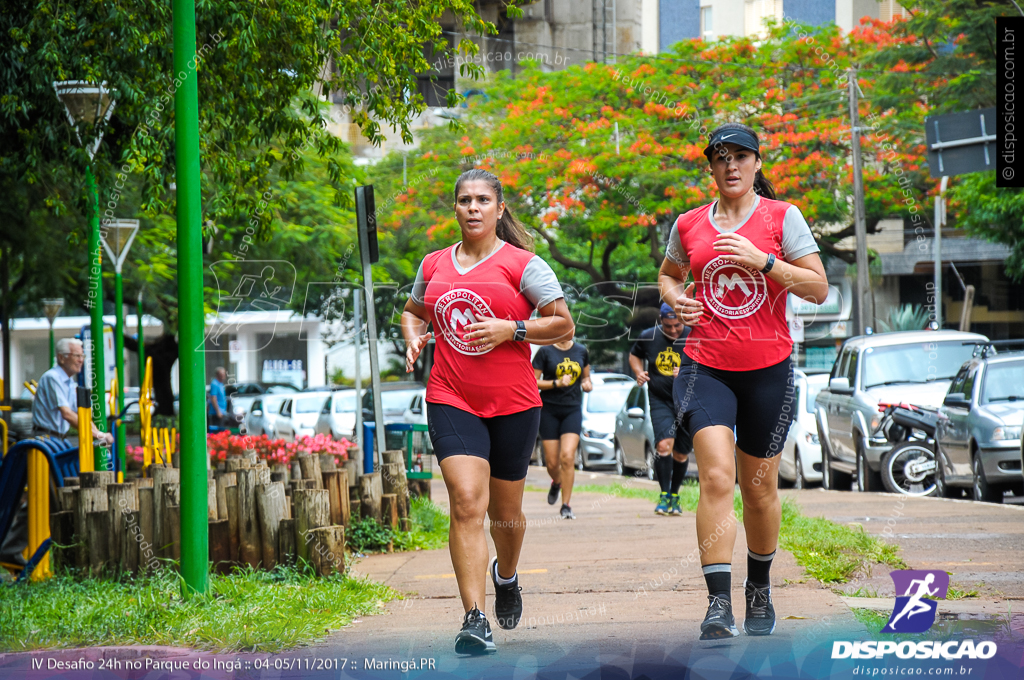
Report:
513,319,527,342
760,253,776,274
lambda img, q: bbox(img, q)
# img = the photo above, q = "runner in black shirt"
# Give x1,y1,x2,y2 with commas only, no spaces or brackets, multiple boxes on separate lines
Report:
532,340,591,519
629,303,692,516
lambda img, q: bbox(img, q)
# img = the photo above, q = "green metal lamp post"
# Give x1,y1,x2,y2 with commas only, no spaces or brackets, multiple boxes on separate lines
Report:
101,219,139,477
137,289,145,389
53,80,116,471
42,298,64,367
173,0,209,595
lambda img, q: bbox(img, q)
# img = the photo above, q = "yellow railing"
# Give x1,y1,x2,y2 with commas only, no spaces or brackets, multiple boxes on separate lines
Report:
26,446,51,580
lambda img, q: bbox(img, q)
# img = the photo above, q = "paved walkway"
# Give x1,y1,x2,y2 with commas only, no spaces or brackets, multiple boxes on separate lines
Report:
321,468,861,669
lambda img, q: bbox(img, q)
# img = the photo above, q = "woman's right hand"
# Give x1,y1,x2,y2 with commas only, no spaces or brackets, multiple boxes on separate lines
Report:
406,332,433,372
674,282,704,327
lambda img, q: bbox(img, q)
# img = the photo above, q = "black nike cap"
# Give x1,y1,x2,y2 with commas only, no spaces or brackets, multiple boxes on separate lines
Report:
703,128,760,162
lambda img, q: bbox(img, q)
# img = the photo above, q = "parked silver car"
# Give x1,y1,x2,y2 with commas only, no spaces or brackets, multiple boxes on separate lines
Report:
276,391,331,441
815,330,987,492
314,389,360,440
778,370,829,489
612,382,697,480
243,394,290,438
935,347,1024,503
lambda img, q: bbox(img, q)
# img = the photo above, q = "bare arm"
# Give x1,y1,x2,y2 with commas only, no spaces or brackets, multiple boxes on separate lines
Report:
59,405,113,443
628,354,649,386
462,298,575,350
401,298,434,373
713,233,829,304
534,367,557,391
581,364,592,392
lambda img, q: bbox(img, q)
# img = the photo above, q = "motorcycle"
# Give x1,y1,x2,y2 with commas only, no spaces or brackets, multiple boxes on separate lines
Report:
873,402,942,497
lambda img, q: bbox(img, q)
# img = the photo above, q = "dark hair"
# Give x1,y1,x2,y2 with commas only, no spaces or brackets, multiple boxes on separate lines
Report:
707,122,776,200
453,169,534,252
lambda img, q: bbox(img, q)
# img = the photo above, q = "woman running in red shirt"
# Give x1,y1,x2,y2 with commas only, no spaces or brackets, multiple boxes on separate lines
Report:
402,169,574,655
659,123,829,640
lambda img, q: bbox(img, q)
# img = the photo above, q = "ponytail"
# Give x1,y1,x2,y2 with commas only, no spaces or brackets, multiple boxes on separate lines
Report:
753,169,776,200
454,168,535,252
495,204,534,251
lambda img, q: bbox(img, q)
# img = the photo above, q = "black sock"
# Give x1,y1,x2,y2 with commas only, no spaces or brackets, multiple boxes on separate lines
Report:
654,454,673,494
671,457,689,494
747,549,775,588
702,563,731,600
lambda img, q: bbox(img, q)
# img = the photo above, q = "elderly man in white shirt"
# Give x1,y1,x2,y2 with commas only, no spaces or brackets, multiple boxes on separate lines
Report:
31,337,113,445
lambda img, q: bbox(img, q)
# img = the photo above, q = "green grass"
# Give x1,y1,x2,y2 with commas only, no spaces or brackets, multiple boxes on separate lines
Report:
349,497,450,554
555,481,906,584
946,583,980,600
0,564,397,652
852,607,891,633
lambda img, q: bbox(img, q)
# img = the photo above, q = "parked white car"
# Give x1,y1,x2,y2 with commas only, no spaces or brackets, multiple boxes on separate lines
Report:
244,394,290,438
276,391,331,441
402,388,429,427
778,370,829,489
314,389,360,440
577,373,635,469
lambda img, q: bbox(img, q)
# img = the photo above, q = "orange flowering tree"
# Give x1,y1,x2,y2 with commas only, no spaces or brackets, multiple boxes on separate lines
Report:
370,19,942,360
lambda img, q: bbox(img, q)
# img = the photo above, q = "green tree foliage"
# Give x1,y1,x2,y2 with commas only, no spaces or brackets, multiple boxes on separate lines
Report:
869,0,1024,280
369,20,939,362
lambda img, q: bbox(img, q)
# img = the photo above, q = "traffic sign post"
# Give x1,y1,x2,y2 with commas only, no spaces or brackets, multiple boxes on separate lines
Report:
924,107,997,329
355,185,385,473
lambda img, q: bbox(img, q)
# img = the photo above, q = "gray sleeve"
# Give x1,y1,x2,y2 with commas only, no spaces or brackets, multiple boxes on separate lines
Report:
782,205,820,261
665,220,688,265
520,256,564,309
409,260,427,306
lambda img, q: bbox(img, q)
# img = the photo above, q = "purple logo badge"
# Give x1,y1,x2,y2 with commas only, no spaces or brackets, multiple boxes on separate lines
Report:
882,570,949,633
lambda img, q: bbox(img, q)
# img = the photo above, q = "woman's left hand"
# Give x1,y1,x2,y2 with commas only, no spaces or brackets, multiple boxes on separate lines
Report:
463,315,515,351
714,233,770,271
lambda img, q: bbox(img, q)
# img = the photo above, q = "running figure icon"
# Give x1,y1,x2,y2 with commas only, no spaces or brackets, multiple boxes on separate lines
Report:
882,570,949,634
886,574,938,629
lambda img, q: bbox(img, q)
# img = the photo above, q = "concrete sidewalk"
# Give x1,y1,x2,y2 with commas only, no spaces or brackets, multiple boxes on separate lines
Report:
322,467,859,663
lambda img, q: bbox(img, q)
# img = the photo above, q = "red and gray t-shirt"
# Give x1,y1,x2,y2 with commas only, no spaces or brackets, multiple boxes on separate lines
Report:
411,240,564,417
665,196,819,371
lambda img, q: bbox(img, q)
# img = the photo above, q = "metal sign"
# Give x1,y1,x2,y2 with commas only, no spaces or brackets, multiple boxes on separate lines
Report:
925,108,996,178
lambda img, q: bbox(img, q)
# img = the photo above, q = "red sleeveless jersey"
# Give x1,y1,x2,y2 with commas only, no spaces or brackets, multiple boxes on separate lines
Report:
674,199,793,371
419,243,544,417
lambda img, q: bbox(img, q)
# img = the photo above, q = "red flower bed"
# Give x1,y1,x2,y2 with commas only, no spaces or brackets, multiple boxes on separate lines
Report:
207,431,356,467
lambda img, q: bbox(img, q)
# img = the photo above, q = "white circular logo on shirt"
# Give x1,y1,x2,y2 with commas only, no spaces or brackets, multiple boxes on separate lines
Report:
701,257,767,320
435,288,495,355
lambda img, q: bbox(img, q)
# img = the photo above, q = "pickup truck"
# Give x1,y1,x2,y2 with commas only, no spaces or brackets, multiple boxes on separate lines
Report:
814,330,987,492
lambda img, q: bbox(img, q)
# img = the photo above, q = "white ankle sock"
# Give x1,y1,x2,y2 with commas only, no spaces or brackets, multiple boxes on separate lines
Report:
493,562,517,586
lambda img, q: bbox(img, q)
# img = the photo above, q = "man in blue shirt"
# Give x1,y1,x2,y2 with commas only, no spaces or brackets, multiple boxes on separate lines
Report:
31,337,113,444
208,367,228,431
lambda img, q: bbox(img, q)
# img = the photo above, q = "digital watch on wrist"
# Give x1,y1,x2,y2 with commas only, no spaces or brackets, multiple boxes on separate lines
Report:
514,320,527,342
760,253,776,274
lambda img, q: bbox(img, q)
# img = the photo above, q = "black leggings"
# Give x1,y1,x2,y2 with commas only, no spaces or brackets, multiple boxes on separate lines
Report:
673,356,795,458
427,402,542,481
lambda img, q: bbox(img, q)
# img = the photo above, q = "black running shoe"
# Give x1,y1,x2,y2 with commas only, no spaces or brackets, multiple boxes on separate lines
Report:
547,481,561,505
560,503,575,519
454,607,496,655
743,579,777,636
699,595,739,640
489,556,523,630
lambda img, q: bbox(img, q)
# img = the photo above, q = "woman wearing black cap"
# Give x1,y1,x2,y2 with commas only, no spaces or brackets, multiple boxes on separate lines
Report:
659,123,828,639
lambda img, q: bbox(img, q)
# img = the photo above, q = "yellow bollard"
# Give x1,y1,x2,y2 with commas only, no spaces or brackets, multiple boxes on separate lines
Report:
169,427,177,455
27,447,52,579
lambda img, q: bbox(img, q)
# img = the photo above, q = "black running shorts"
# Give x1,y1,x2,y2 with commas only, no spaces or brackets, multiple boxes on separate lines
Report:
649,394,693,454
538,402,583,440
673,356,795,458
426,402,542,481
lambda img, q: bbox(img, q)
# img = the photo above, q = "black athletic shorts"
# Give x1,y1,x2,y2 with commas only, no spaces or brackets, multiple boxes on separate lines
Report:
649,394,693,455
538,402,583,440
673,356,795,458
426,402,542,481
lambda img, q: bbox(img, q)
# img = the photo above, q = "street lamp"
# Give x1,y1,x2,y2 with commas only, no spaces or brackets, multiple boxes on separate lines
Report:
54,80,116,470
101,219,139,476
42,298,64,367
